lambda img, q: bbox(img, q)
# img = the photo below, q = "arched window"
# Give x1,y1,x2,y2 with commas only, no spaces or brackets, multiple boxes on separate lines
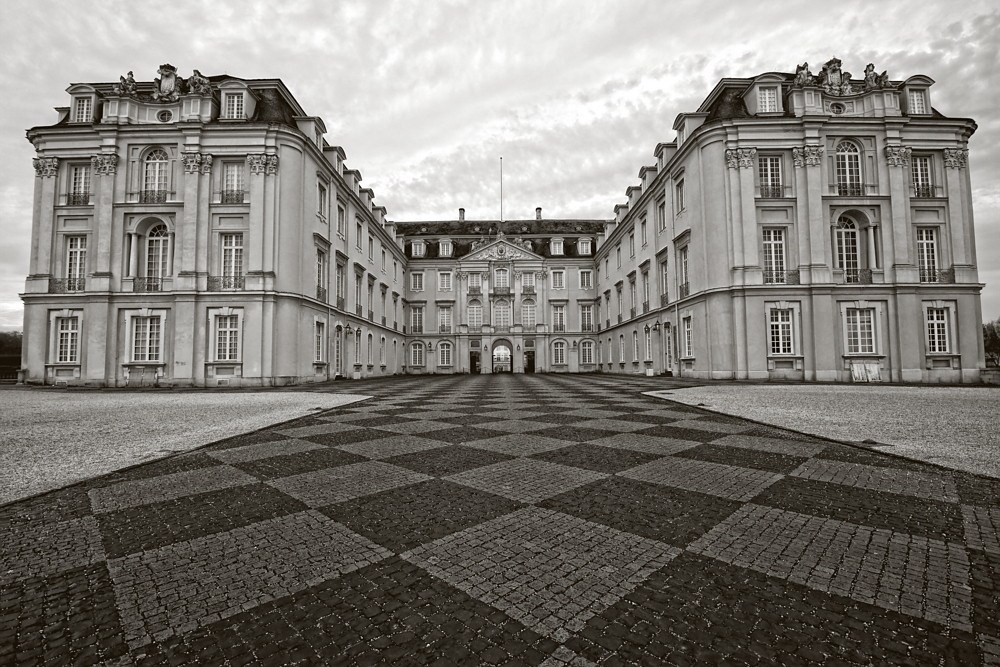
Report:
836,217,860,282
552,341,566,365
439,341,452,366
367,333,373,365
145,224,170,288
143,149,169,203
835,141,862,196
354,329,362,363
494,268,509,288
494,299,510,330
380,337,386,365
618,334,625,362
521,299,536,328
410,342,424,366
580,340,594,365
468,300,483,329
632,331,639,360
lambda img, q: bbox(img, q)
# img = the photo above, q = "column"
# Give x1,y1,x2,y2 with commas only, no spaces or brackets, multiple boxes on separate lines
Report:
943,148,970,273
178,151,202,284
885,145,914,281
30,157,59,279
245,155,266,288
91,154,118,290
128,232,139,277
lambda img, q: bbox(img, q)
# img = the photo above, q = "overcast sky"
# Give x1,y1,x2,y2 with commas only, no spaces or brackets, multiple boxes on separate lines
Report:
1,0,997,330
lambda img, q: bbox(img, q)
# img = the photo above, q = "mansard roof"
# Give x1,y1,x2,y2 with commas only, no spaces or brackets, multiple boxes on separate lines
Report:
394,219,606,260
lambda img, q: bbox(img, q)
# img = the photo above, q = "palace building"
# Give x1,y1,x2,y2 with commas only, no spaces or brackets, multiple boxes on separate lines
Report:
20,59,985,386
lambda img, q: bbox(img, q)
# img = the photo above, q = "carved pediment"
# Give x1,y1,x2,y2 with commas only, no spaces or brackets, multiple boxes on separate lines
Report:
462,238,543,262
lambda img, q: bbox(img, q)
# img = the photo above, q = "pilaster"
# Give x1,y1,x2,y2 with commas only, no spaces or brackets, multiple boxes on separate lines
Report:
885,144,915,282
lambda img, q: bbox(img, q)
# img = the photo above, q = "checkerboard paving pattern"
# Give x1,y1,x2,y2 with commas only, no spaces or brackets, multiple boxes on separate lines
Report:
1,373,997,666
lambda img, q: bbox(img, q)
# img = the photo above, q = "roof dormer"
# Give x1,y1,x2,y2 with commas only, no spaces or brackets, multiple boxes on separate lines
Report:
66,84,98,124
217,80,257,120
902,75,935,116
745,73,786,116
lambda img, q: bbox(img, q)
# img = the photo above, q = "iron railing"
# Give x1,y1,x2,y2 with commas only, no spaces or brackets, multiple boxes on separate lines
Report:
207,275,245,290
920,268,955,284
336,297,345,309
439,325,452,333
66,193,91,206
134,277,163,292
522,285,535,294
759,185,785,198
763,270,786,284
660,293,669,306
48,278,85,293
220,190,245,204
844,269,873,284
316,285,328,301
678,282,690,299
139,190,169,204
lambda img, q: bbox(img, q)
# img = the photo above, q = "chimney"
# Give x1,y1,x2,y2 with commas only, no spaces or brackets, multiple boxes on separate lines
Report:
459,208,465,221
535,207,542,220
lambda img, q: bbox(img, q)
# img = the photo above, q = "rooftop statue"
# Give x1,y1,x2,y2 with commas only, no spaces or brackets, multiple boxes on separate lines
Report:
793,62,813,86
818,58,855,96
112,70,137,96
152,64,181,102
187,69,211,95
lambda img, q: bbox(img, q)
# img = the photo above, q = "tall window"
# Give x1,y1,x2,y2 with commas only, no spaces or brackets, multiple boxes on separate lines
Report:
675,179,685,213
439,342,453,366
133,316,162,362
439,272,452,291
521,272,535,290
912,156,933,198
616,245,621,268
917,228,938,282
552,270,565,289
337,204,346,237
354,329,362,364
632,331,639,361
845,308,875,354
356,221,363,250
641,272,649,305
336,265,346,300
216,314,240,361
769,309,793,355
926,307,949,353
221,233,243,279
552,305,566,331
495,268,509,288
411,306,424,333
494,300,511,329
580,340,594,365
759,87,778,113
908,89,927,114
410,342,424,366
56,316,79,363
438,306,452,333
315,249,328,300
380,337,386,365
224,163,245,203
836,218,860,282
762,228,786,283
629,281,637,310
469,272,482,291
644,328,652,360
314,322,326,362
758,156,782,198
468,300,483,329
553,341,566,365
616,287,623,318
367,334,373,365
640,219,648,246
660,259,669,302
521,299,536,328
368,237,374,260
682,317,693,357
579,270,593,289
224,93,244,119
618,334,625,362
69,165,90,205
317,183,329,220
354,275,363,308
678,247,689,296
73,97,92,123
66,236,87,291
146,225,170,284
657,200,667,231
580,305,593,331
411,272,424,291
629,233,635,257
835,142,862,196
143,150,169,202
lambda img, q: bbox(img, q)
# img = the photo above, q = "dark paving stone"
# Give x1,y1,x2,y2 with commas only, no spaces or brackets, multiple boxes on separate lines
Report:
673,442,809,474
386,444,515,477
815,443,939,473
95,452,221,486
752,476,965,543
969,548,1000,640
135,557,552,666
540,476,741,548
0,562,128,666
0,485,92,527
422,426,504,445
565,552,982,666
618,412,685,424
320,479,524,552
957,474,1000,507
530,426,618,443
232,447,367,480
437,413,510,426
97,484,308,558
522,412,589,425
209,429,292,451
335,415,416,428
530,443,661,474
299,427,392,447
634,424,730,443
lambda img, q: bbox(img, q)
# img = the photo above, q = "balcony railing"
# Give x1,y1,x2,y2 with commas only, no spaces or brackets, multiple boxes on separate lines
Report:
786,269,800,285
630,307,636,318
833,183,876,197
494,325,510,333
491,286,511,296
642,301,649,313
468,286,482,296
411,324,423,334
220,190,246,204
844,269,873,284
617,314,623,323
134,277,163,292
336,297,345,309
912,185,941,198
468,325,482,333
553,324,566,332
439,325,452,333
763,270,786,284
920,268,955,284
606,319,611,329
207,275,245,291
48,278,85,293
368,309,374,321
139,189,169,204
355,304,363,316
758,184,786,199
522,285,535,294
316,285,328,301
678,282,690,299
660,294,669,307
581,324,594,332
382,316,387,325
66,193,91,206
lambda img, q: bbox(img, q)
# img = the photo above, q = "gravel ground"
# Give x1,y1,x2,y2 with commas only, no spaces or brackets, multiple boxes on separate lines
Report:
0,389,369,505
650,385,1000,479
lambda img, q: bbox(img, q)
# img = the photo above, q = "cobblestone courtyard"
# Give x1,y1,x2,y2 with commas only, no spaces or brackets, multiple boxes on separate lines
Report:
2,374,997,665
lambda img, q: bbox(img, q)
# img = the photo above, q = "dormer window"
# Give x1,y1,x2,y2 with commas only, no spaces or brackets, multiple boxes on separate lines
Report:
412,240,425,257
551,238,564,255
73,97,92,123
908,89,928,115
224,92,244,119
759,86,778,113
439,239,452,257
579,238,592,255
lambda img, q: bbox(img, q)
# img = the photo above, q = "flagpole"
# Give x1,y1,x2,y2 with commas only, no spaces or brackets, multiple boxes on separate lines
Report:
499,157,504,226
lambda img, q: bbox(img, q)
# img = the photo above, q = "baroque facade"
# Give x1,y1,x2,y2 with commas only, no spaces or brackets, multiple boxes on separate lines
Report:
21,59,985,386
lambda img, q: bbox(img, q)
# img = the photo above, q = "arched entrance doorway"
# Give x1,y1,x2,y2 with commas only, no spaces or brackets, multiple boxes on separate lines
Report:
492,340,512,373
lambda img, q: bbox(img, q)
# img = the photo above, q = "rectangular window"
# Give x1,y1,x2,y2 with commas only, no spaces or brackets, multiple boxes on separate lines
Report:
66,236,87,290
640,219,647,246
521,272,535,288
411,241,425,257
616,245,621,268
675,179,685,213
769,309,793,355
356,221,364,249
438,306,452,332
368,237,374,260
759,86,778,113
317,183,328,220
644,329,652,360
468,272,481,289
439,272,452,291
411,272,424,291
314,322,326,362
908,89,927,114
912,156,932,197
354,275,362,305
132,316,162,362
411,343,424,366
678,247,689,297
657,200,666,231
216,314,240,361
682,317,693,357
660,259,669,302
56,316,79,363
551,239,564,255
521,300,535,328
579,270,592,289
336,264,345,299
337,204,346,236
616,287,623,317
926,307,949,353
762,228,786,283
73,97,92,123
316,249,328,293
758,156,782,197
553,305,566,331
629,281,637,309
578,238,591,254
69,165,90,204
917,228,938,282
580,342,594,365
552,271,565,289
845,308,875,354
580,305,593,331
221,233,243,278
468,302,483,328
553,343,566,365
629,233,635,257
224,93,244,119
439,343,452,367
411,306,424,333
641,271,649,304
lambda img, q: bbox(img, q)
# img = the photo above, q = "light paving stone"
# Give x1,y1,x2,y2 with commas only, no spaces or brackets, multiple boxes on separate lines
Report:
88,465,257,513
266,461,432,507
205,437,325,464
636,408,699,420
586,433,700,456
539,645,598,666
562,408,624,419
573,419,653,433
476,420,553,433
790,458,959,502
712,434,828,458
402,506,679,639
369,420,454,434
465,433,574,457
108,510,390,648
0,516,105,584
446,459,608,503
688,504,973,631
334,435,445,460
665,418,751,434
962,505,1000,554
277,421,365,436
407,410,469,420
619,457,783,502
